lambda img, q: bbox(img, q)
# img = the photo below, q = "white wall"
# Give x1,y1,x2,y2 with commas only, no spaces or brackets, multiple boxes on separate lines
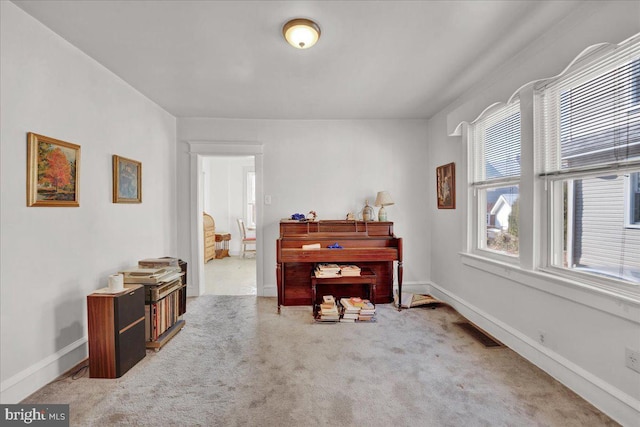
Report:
0,2,177,403
177,119,430,297
427,2,640,425
5,0,634,422
203,156,254,255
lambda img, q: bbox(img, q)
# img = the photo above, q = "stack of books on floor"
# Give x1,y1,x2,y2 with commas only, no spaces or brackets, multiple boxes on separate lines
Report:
314,263,341,278
339,297,377,322
339,297,361,322
339,265,361,276
358,299,376,322
317,295,340,322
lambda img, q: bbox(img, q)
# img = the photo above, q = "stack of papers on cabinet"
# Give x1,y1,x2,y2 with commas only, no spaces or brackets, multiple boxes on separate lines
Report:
120,267,183,284
138,257,179,268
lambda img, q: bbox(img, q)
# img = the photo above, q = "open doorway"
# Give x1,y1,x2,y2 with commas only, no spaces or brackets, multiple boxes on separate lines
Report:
201,155,256,296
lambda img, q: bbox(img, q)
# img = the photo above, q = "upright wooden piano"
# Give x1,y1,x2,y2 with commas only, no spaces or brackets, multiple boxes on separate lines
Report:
276,220,403,311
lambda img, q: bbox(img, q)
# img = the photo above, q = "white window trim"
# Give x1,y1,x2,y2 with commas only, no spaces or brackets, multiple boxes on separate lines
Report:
243,166,256,229
468,101,522,263
472,183,520,263
542,168,640,288
625,172,640,229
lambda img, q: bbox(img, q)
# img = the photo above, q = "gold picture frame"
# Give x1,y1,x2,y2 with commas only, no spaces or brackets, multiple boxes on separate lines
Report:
113,155,142,203
436,162,455,209
27,132,81,207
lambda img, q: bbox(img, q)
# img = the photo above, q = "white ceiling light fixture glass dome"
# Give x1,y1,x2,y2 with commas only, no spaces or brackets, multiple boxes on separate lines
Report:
283,18,321,49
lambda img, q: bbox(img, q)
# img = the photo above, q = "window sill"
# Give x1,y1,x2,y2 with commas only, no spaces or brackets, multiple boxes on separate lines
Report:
459,252,640,323
474,247,520,264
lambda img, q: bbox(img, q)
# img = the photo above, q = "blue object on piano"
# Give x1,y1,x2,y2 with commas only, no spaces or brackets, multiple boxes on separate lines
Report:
291,213,306,220
327,243,343,249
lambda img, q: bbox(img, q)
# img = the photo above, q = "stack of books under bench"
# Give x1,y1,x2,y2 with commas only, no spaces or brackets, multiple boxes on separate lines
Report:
314,295,377,323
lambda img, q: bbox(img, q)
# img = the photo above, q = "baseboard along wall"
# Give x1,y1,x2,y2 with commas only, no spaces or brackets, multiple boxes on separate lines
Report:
0,338,87,404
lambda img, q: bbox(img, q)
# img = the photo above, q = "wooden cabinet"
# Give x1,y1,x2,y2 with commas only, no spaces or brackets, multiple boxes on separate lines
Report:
87,285,146,378
203,212,215,263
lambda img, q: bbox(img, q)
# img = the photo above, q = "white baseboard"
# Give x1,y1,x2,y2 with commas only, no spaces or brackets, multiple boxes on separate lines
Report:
0,338,87,404
428,281,640,427
262,283,277,297
398,281,430,295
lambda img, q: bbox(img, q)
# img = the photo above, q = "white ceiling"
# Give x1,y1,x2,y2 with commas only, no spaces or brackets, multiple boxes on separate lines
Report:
13,0,584,120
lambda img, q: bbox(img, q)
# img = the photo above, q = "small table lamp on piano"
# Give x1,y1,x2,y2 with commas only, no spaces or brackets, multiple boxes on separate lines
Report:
375,191,394,222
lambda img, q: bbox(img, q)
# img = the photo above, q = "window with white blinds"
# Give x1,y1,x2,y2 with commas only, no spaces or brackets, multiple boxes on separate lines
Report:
538,44,640,175
470,102,521,257
538,38,640,285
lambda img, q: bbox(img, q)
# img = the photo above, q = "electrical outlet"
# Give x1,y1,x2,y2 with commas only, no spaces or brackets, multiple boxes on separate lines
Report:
626,348,640,373
538,331,546,345
264,195,272,205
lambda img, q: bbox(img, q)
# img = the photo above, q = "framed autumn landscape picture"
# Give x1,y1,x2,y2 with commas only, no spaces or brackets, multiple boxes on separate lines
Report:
113,155,142,203
27,133,80,207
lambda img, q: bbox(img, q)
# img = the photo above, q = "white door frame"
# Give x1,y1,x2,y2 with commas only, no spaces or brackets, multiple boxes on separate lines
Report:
188,141,264,297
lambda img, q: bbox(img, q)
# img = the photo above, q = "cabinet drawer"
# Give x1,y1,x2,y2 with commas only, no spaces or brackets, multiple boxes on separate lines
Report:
116,319,145,377
116,288,144,328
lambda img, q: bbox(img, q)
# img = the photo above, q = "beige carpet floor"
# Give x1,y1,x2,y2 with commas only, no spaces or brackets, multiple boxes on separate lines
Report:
204,255,256,296
23,296,616,426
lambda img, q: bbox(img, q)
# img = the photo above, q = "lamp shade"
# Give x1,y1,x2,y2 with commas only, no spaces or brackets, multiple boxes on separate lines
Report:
283,18,321,49
375,191,394,207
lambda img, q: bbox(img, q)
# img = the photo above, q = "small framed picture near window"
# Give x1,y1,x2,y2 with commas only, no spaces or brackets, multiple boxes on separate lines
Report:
27,132,81,207
436,162,455,209
113,155,142,203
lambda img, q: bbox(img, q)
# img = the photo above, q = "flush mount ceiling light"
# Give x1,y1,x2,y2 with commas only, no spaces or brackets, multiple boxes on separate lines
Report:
282,18,321,49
